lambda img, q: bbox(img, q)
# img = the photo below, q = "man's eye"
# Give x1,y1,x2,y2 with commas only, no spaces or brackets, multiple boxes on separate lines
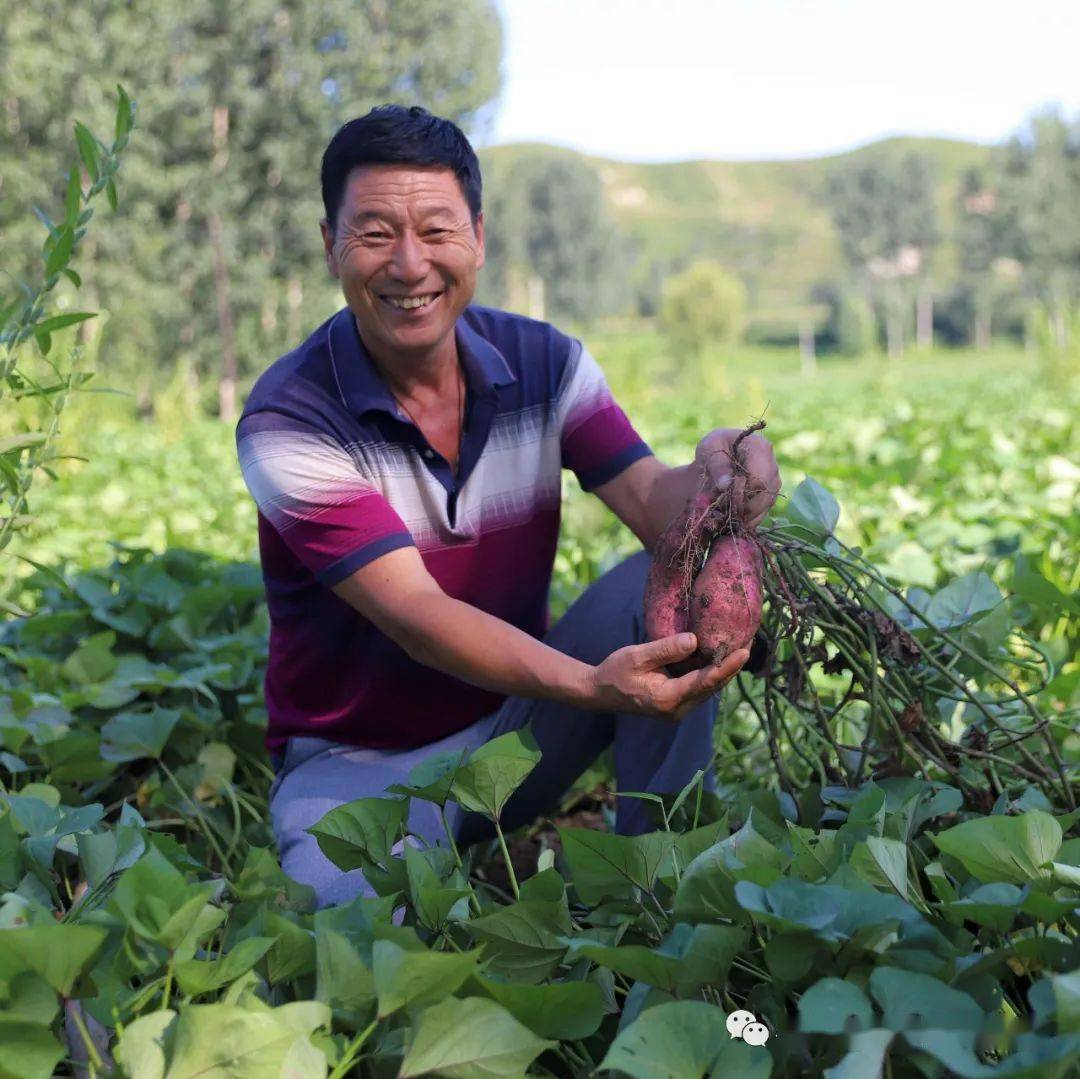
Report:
362,232,389,241
425,228,449,238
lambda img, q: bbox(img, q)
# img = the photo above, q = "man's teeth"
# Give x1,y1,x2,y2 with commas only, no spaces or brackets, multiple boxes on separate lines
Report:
385,293,439,310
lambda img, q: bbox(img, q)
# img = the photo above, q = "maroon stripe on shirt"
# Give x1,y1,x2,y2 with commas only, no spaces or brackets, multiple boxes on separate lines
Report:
262,506,561,751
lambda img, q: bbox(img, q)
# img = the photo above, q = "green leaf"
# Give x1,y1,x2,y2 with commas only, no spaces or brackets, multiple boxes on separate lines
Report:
671,923,747,995
388,748,466,806
32,312,96,336
851,835,909,897
823,1030,894,1079
263,912,316,984
109,846,220,948
933,811,1062,886
450,728,541,822
788,476,840,535
468,976,605,1040
162,1001,329,1078
564,939,679,991
1053,971,1080,1034
466,899,571,984
673,815,786,923
799,977,875,1033
735,878,918,942
0,923,106,995
559,827,674,904
115,84,134,139
944,883,1027,932
869,966,985,1032
404,844,470,931
600,1000,730,1079
0,432,47,455
710,1036,774,1078
114,1009,175,1079
73,121,100,182
61,630,117,683
44,226,74,278
100,707,181,762
372,939,478,1018
924,572,1002,630
106,177,119,212
76,824,143,890
315,926,375,1024
0,1019,65,1079
64,166,82,225
174,936,276,996
905,1030,1080,1078
399,996,554,1078
306,796,408,872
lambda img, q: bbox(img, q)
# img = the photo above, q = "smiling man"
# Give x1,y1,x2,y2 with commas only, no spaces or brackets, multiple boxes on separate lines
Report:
236,105,780,907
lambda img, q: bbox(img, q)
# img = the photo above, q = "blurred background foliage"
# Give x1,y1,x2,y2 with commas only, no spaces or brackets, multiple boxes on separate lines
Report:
2,0,1078,425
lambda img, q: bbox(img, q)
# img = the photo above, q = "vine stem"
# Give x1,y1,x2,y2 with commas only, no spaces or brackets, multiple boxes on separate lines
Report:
67,999,106,1076
158,758,233,873
440,805,482,916
493,819,520,900
328,1018,378,1079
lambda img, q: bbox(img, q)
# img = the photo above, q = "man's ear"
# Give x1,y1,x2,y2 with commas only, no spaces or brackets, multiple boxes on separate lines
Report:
474,210,485,271
319,217,339,278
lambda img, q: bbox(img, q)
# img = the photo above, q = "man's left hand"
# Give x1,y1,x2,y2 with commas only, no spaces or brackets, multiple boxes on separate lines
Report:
694,427,781,530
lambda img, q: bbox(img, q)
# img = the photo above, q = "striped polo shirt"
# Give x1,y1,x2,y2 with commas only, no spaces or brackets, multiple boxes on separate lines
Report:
237,303,653,752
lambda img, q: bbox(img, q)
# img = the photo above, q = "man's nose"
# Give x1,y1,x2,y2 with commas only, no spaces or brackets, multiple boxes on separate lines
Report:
387,230,429,282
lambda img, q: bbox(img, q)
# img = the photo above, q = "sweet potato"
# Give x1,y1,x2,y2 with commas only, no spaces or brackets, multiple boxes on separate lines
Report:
643,491,715,634
689,534,763,663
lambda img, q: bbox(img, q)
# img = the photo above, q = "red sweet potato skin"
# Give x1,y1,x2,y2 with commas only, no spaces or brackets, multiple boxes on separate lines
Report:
689,535,763,663
643,492,713,644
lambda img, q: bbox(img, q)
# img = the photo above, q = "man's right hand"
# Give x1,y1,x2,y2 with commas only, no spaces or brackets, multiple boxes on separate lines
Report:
589,634,749,720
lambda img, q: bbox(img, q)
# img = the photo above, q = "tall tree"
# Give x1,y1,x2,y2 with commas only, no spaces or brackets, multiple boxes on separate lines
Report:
826,151,939,357
995,107,1080,350
0,0,503,418
478,148,628,327
954,166,1004,348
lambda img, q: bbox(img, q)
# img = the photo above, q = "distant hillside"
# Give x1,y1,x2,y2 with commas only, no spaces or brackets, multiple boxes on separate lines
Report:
479,137,994,320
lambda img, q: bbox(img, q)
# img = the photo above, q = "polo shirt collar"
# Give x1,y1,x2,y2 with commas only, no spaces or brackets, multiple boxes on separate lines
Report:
327,306,515,419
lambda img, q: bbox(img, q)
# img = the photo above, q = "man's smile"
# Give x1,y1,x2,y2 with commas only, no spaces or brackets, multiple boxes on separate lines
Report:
378,290,445,312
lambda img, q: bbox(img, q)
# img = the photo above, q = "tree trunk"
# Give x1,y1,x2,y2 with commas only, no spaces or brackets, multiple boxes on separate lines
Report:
916,283,933,350
973,301,991,350
1051,304,1068,350
798,314,816,376
210,211,237,422
211,103,237,422
885,283,904,359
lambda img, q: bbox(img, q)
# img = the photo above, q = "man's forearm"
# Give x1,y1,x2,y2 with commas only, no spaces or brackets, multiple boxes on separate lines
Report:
395,590,598,708
641,461,703,550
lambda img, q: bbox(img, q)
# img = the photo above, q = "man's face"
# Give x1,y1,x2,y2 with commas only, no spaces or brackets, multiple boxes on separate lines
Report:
320,164,484,361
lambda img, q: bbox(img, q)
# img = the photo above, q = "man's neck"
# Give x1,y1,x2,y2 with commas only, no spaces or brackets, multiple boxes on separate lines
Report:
355,315,458,402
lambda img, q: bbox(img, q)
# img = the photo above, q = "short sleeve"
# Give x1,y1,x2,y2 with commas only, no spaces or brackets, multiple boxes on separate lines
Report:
555,342,653,490
237,413,414,586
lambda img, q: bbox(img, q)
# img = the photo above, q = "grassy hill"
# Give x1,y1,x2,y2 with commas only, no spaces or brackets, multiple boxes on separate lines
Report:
480,137,994,320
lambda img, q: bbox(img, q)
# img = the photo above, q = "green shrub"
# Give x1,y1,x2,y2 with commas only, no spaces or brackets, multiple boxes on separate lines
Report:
658,260,748,357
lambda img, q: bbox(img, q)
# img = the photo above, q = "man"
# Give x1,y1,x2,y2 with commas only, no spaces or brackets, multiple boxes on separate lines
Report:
237,105,780,908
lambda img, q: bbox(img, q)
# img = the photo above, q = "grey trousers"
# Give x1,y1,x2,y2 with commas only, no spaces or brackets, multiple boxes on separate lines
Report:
268,550,717,908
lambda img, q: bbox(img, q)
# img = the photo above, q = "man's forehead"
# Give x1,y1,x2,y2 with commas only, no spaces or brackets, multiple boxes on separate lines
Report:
343,164,468,213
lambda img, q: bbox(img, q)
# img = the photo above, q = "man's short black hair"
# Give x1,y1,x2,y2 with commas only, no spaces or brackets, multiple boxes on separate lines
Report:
321,105,482,234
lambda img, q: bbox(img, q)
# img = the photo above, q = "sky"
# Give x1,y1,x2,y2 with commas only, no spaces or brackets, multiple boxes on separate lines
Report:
482,0,1080,163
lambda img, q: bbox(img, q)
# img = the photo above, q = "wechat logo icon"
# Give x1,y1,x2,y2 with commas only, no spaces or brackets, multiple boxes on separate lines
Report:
726,1009,770,1046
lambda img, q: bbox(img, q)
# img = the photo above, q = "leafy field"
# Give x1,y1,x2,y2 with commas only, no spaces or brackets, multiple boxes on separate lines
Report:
0,341,1078,1077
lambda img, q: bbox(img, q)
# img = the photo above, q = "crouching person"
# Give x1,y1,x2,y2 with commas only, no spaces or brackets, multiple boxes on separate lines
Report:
236,105,779,908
